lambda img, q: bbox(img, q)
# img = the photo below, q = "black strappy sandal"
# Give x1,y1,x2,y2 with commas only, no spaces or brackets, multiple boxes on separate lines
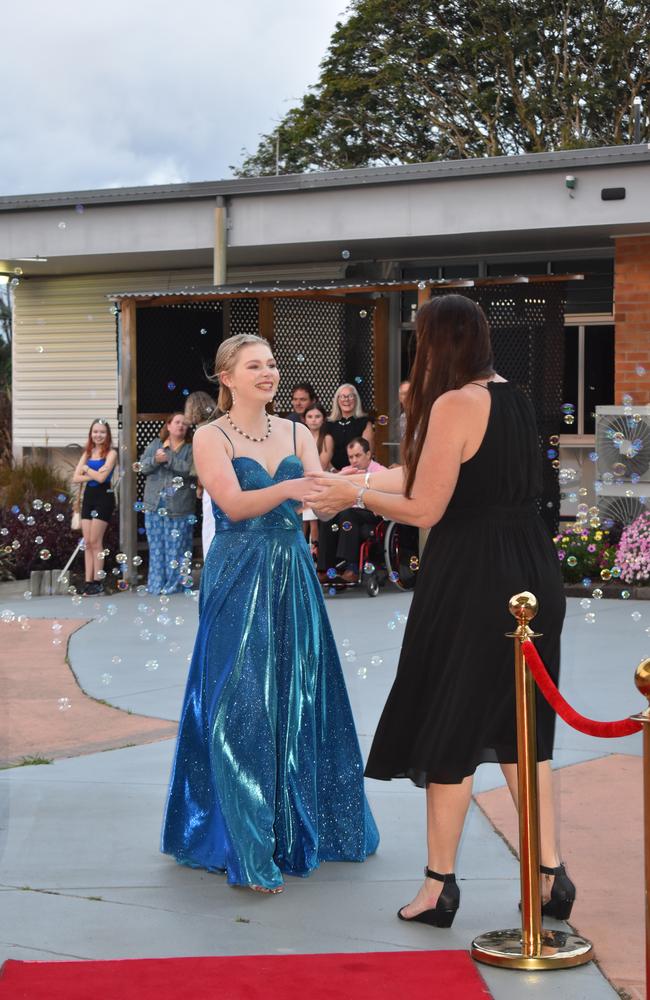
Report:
541,862,576,920
397,868,460,928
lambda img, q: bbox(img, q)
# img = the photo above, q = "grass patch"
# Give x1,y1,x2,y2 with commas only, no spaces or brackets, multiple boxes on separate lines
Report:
0,755,53,770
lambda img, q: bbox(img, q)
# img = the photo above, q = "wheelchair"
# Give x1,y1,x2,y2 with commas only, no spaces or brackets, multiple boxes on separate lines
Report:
323,516,419,598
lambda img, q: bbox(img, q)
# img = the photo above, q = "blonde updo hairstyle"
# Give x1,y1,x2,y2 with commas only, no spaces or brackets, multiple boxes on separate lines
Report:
214,333,274,412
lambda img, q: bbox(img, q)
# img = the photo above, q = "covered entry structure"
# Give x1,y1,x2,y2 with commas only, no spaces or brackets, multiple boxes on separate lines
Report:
111,275,578,577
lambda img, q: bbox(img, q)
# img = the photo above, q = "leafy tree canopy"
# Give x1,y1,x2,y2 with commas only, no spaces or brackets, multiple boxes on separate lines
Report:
234,0,650,176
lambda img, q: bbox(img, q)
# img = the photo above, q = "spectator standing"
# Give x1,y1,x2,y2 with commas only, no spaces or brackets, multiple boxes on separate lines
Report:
72,418,118,595
326,383,374,470
184,391,219,559
140,413,195,594
398,380,410,440
285,382,316,423
304,402,334,471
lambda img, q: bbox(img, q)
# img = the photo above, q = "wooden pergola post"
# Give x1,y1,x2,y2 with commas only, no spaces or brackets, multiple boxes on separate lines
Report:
118,298,137,579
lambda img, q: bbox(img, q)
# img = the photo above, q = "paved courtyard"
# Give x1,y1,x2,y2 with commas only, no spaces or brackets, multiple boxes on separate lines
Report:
1,584,648,999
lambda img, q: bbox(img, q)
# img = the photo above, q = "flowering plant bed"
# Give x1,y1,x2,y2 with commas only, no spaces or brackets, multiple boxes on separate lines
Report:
554,522,617,586
616,511,650,585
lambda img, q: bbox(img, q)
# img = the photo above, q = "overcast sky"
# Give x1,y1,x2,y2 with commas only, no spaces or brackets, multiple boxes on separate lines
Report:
0,0,348,197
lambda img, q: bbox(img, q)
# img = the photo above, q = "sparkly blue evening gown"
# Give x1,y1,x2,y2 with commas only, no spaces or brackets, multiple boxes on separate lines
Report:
161,431,379,890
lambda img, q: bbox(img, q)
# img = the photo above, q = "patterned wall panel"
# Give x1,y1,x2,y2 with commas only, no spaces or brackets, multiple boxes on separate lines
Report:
429,284,567,533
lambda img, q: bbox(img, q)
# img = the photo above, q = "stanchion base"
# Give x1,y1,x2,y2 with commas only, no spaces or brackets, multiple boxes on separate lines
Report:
471,929,593,970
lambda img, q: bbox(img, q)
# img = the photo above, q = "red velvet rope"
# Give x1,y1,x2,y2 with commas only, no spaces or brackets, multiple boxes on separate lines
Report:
522,640,642,738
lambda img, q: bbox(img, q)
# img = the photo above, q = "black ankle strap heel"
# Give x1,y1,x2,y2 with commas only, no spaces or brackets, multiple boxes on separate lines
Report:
540,862,576,921
397,868,460,928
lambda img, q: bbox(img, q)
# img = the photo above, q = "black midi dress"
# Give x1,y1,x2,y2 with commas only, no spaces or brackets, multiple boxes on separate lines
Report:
365,382,565,787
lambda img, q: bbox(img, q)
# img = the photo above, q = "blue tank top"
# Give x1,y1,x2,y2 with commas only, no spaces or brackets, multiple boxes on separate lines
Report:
86,457,112,487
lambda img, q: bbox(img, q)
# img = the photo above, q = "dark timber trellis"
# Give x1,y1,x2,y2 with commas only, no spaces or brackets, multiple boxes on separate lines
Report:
111,275,579,574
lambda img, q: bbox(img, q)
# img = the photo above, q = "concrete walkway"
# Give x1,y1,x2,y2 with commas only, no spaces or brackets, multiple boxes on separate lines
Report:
1,585,648,999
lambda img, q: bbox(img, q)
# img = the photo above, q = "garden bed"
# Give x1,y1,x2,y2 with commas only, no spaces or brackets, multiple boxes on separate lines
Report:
564,582,650,600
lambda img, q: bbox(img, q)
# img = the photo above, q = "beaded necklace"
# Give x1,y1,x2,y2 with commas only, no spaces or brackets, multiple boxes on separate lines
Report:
225,410,272,443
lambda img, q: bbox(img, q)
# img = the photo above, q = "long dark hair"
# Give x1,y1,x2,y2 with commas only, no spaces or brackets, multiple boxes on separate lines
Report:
304,402,328,455
403,295,494,496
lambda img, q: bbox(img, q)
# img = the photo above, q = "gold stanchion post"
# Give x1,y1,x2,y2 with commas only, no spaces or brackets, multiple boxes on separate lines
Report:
632,658,650,996
471,591,594,970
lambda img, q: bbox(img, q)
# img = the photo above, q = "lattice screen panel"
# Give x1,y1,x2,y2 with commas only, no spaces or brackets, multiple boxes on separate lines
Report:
429,284,567,532
272,298,375,415
230,298,260,336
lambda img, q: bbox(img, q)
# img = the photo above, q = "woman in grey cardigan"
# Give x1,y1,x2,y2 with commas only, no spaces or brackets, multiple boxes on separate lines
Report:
140,412,195,594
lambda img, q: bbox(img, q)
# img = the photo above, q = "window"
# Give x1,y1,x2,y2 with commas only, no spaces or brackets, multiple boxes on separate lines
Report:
562,324,615,436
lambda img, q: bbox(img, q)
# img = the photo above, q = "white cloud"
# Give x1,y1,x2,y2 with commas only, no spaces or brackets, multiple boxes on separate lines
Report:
0,0,348,195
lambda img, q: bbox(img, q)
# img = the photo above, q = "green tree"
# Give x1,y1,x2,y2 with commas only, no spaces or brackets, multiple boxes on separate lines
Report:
234,0,650,176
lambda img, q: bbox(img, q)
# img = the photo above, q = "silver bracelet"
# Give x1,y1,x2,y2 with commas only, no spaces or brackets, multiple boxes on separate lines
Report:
354,487,367,510
364,470,371,489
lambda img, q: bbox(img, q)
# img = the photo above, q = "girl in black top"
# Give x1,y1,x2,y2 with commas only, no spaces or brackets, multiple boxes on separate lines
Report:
326,383,374,470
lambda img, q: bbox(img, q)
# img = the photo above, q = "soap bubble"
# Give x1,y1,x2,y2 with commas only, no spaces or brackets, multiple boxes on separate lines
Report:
57,221,67,230
417,281,427,290
357,667,368,679
588,451,598,463
39,549,51,560
200,328,207,336
363,562,375,574
57,697,71,711
167,381,176,391
579,598,591,610
326,567,337,579
132,462,143,472
111,655,122,664
389,571,400,583
354,376,363,384
622,393,633,406
32,499,43,510
341,249,350,259
409,556,419,571
387,620,397,630
115,552,128,564
592,588,603,599
171,476,184,489
566,556,577,567
549,435,560,446
377,415,389,426
344,648,357,660
584,613,596,624
631,611,642,622
158,508,168,517
370,655,383,666
621,590,631,599
145,659,159,671
563,414,575,425
341,638,351,648
341,521,352,531
23,591,32,601
101,673,112,685
296,354,305,363
600,568,611,581
133,501,144,512
636,365,647,376
359,309,368,318
133,555,143,566
174,616,184,625
52,622,62,632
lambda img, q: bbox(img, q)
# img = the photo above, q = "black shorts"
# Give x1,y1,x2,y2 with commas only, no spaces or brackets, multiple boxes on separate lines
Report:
81,486,115,523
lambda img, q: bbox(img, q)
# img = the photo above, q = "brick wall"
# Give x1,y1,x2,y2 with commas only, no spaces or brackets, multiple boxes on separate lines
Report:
614,236,650,405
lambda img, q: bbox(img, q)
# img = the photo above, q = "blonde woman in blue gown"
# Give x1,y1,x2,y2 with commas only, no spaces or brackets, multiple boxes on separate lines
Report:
161,334,378,892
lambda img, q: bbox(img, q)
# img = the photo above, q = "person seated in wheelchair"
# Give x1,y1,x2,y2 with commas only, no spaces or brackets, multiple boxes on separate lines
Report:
317,437,386,585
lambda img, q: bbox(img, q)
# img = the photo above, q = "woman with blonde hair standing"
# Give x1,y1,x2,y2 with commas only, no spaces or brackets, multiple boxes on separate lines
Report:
326,383,374,471
162,334,378,892
72,418,117,596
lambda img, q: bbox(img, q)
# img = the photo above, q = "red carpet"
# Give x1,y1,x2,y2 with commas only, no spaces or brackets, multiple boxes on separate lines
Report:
0,951,491,999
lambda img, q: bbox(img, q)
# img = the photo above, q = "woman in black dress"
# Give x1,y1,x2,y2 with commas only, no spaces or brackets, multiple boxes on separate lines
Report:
305,295,573,929
326,383,374,470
